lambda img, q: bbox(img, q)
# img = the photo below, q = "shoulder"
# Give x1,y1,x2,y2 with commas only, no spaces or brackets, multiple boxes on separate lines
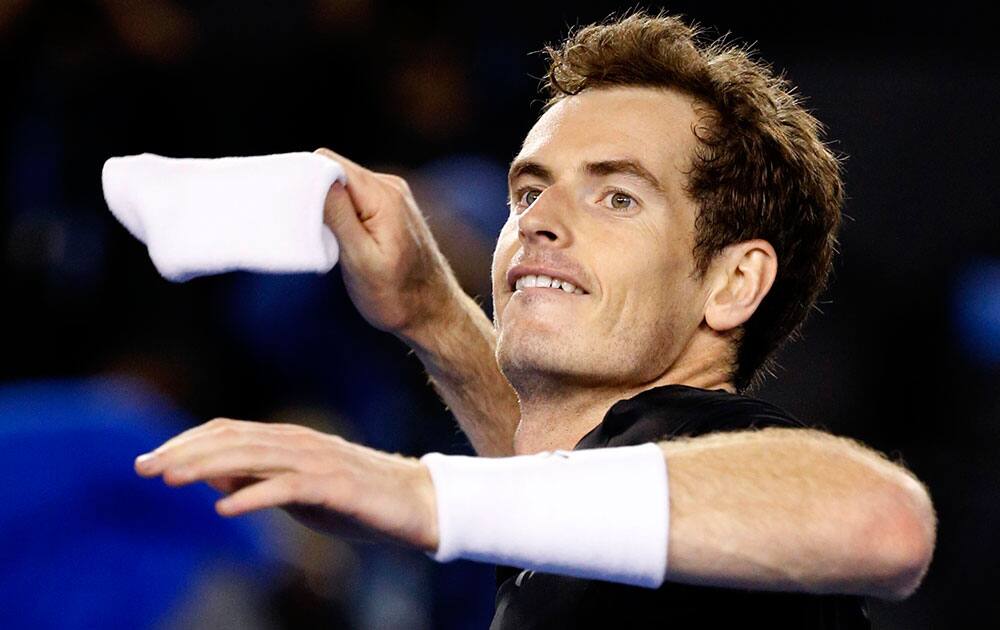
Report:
580,385,811,449
671,387,808,434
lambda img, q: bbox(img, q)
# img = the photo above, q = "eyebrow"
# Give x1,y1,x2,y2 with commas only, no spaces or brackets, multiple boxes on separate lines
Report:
507,158,666,195
585,159,666,195
508,160,552,187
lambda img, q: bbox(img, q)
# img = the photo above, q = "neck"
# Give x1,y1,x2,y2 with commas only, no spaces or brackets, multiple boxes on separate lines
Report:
511,332,736,455
512,384,621,455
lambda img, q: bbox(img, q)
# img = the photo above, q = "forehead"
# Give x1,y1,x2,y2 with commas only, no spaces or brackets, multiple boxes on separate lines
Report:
516,86,702,179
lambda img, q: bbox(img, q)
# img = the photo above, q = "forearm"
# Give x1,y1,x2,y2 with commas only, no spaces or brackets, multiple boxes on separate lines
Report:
401,288,520,457
314,153,520,456
659,427,936,599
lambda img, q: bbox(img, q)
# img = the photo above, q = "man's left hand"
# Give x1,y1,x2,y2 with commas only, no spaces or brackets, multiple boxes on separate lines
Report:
134,418,439,552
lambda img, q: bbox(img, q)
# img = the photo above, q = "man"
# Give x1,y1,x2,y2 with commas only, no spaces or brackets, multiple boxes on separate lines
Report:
135,12,936,628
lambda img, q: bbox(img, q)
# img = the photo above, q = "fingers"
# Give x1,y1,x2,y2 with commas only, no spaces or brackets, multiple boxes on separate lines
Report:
323,180,370,246
134,417,365,529
135,423,433,550
315,147,386,256
145,417,249,459
157,444,300,487
216,473,339,517
314,147,415,250
313,147,364,177
315,147,376,215
135,419,312,481
205,475,257,495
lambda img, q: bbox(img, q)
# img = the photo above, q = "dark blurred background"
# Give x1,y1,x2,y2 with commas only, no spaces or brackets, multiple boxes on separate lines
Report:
0,1,997,628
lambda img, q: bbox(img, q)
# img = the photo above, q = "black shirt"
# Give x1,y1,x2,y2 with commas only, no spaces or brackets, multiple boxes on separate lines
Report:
491,385,871,629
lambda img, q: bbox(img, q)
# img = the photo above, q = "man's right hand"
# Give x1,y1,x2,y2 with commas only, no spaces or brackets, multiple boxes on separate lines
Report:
315,147,462,343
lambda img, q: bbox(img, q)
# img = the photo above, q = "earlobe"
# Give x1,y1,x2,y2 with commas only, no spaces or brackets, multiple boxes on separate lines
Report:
704,240,777,332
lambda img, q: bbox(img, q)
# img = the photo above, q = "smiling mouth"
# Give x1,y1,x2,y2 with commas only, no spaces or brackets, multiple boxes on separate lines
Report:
513,274,586,295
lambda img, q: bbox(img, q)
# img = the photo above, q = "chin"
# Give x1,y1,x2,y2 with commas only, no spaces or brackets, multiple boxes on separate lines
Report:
496,332,591,387
498,334,565,373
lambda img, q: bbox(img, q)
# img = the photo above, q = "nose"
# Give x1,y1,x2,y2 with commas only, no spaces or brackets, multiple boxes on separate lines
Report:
517,187,572,248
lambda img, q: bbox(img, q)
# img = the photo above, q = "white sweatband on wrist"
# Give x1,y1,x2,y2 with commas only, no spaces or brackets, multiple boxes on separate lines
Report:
420,443,669,588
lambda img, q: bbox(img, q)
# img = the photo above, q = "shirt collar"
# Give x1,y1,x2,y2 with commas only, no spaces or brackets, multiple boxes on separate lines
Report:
574,384,730,449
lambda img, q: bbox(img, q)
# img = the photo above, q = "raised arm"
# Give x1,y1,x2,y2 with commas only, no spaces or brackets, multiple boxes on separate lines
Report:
401,294,519,456
315,149,519,456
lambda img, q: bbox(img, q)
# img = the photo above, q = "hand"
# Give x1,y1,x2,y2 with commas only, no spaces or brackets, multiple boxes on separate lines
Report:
315,148,464,342
134,418,439,552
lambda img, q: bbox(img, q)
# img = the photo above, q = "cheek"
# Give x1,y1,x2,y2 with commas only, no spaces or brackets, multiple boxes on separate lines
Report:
491,221,519,313
602,250,698,331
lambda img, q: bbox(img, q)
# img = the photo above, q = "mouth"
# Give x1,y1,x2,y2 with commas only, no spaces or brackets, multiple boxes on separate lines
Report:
507,263,590,295
511,274,587,295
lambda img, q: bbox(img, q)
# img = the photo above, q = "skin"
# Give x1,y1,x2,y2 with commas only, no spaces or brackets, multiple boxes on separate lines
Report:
493,88,775,454
136,86,935,601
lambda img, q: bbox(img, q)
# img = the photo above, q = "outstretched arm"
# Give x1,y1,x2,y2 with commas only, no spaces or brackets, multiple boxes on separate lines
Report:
315,149,519,456
136,420,935,600
659,427,935,600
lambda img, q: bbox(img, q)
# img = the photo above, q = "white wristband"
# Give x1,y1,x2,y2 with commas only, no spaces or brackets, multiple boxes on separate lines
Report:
420,443,669,588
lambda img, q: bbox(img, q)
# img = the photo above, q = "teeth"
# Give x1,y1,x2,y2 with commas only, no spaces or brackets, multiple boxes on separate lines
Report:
514,274,585,295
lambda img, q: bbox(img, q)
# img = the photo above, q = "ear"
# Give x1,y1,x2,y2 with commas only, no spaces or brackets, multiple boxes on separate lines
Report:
703,239,778,332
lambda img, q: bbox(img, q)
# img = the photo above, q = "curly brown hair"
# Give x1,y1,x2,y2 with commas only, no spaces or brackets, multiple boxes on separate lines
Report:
543,11,845,391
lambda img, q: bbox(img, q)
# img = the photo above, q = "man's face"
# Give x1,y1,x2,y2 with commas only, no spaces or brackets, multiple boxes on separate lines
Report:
492,86,711,390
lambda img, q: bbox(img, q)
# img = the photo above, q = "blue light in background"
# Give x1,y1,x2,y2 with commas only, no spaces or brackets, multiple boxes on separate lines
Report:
0,377,277,630
416,154,509,238
953,259,1000,365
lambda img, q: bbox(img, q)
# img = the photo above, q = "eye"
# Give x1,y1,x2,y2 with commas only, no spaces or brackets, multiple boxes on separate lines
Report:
513,188,542,210
602,190,637,211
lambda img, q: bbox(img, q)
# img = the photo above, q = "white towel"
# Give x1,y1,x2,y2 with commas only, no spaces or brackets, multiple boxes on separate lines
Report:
101,152,346,282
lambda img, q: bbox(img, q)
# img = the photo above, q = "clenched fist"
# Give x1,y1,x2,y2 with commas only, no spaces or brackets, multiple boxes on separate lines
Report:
134,418,440,552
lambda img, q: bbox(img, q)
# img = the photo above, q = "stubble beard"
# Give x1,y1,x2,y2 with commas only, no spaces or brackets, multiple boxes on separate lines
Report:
497,326,639,404
498,318,684,406
497,327,581,402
